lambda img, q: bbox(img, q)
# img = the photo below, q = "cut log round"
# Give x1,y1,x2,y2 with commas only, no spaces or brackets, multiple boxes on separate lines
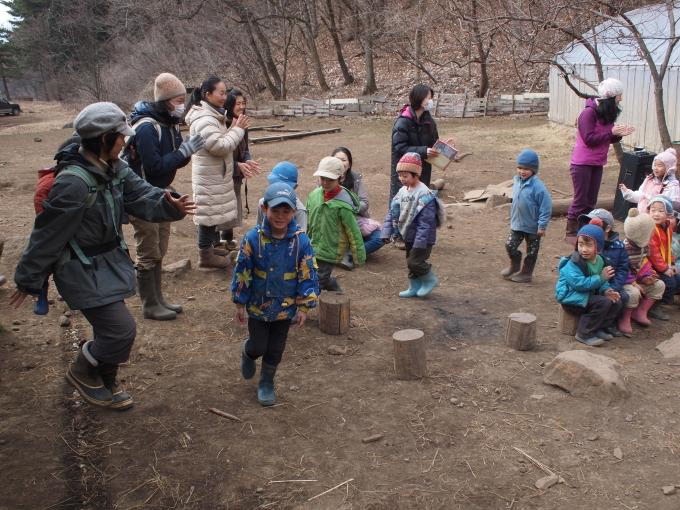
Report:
392,329,427,380
429,179,446,191
318,292,350,335
557,305,579,336
505,313,537,351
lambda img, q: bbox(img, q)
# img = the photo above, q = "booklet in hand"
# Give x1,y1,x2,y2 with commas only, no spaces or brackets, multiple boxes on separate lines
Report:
426,140,458,171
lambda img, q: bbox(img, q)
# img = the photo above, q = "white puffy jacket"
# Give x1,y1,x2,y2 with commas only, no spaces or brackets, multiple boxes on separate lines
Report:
185,101,245,226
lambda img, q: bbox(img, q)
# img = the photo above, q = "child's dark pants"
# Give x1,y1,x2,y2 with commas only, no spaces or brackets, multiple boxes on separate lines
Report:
405,243,433,278
246,317,292,366
658,270,680,304
505,230,540,264
316,260,334,290
82,301,137,365
562,295,622,338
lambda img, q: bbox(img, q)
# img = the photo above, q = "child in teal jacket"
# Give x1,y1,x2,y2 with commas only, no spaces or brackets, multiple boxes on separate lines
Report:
556,220,622,346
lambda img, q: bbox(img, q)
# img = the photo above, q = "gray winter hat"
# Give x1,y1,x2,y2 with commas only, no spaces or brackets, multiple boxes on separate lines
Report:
74,102,135,139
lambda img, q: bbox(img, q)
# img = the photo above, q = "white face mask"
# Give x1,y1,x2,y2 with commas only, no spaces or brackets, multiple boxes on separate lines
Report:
422,99,434,111
170,103,185,118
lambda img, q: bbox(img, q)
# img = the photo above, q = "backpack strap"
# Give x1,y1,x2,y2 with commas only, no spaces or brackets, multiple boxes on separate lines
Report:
121,117,164,178
55,165,129,267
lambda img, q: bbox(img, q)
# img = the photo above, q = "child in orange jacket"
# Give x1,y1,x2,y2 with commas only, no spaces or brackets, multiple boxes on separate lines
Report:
648,195,680,313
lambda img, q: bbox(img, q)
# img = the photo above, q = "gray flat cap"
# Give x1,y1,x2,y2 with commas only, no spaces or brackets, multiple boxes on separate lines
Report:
74,102,135,139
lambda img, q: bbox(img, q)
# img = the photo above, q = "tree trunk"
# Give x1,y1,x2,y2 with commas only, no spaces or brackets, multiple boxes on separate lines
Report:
414,0,426,82
0,66,10,100
360,0,377,94
653,79,672,149
244,21,282,99
301,2,330,92
325,0,354,84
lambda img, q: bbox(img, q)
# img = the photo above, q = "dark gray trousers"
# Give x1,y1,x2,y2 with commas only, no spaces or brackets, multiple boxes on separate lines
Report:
317,260,335,290
405,243,433,278
561,295,622,338
81,300,137,365
246,318,292,366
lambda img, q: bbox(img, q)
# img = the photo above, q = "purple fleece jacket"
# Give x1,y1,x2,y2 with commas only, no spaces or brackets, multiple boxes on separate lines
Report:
570,98,622,166
381,199,437,248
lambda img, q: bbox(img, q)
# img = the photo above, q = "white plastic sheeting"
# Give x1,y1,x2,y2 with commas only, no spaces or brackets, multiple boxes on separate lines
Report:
549,3,680,153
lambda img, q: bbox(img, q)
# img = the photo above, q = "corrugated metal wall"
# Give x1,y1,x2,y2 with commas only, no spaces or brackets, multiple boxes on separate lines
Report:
549,64,680,153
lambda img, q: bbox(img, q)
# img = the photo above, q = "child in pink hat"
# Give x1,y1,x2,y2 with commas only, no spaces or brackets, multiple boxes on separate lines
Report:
619,148,680,213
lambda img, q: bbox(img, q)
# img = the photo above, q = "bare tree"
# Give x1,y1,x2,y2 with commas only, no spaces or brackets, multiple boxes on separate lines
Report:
359,0,378,94
319,0,355,84
299,0,330,91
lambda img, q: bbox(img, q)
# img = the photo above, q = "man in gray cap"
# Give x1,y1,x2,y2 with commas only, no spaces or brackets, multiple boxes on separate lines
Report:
11,102,196,411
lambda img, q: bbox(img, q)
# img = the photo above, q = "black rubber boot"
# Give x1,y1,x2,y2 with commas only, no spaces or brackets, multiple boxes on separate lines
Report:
99,363,134,411
324,275,343,292
510,260,536,283
257,362,278,406
137,269,177,321
500,255,522,278
339,250,354,271
153,263,183,313
241,338,256,380
65,341,113,407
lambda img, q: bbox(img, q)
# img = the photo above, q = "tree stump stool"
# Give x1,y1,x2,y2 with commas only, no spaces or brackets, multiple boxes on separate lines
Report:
318,292,350,335
505,313,537,351
557,305,579,336
392,329,427,380
429,179,446,191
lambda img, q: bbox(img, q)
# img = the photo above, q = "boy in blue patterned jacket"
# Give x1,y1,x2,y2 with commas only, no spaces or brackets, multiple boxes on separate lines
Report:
232,182,318,406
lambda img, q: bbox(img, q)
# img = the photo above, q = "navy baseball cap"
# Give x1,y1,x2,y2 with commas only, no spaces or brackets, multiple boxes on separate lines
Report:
263,182,296,209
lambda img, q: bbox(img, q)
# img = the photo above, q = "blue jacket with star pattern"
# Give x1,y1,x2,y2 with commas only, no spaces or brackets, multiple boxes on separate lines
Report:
231,217,319,321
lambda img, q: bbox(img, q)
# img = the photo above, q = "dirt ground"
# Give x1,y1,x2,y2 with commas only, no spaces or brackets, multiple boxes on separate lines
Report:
1,106,680,510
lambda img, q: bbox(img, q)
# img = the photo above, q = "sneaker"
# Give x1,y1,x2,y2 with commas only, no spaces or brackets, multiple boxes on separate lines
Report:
595,330,613,341
574,334,605,346
604,326,622,338
648,303,670,321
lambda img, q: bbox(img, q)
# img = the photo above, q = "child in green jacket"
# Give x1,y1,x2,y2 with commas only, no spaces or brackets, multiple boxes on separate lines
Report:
306,157,366,292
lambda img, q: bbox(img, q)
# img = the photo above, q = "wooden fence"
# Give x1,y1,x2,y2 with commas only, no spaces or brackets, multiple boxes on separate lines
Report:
245,93,550,119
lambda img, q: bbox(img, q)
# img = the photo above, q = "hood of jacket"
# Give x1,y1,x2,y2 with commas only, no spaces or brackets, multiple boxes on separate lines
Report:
185,101,224,127
332,187,361,213
398,104,415,119
54,144,114,182
130,101,176,126
604,230,621,248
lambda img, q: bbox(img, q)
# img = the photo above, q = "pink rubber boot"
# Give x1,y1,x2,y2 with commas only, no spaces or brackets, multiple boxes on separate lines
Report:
631,296,654,327
617,307,633,336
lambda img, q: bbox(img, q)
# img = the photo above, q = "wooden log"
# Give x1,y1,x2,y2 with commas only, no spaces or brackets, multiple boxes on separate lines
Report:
392,329,427,380
429,179,446,191
557,305,579,336
505,313,537,351
551,196,615,217
319,292,350,335
251,128,341,144
248,124,284,131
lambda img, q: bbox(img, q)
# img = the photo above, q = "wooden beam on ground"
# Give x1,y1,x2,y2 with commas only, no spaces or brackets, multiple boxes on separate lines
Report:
248,124,285,131
250,127,341,144
551,196,615,216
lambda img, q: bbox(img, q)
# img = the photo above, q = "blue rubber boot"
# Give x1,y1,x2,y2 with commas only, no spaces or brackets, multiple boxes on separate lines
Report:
399,277,422,298
241,339,256,380
416,269,439,297
34,281,49,315
257,362,277,406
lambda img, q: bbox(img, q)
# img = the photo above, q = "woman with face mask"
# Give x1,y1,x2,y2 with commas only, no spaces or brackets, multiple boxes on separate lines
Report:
125,73,205,321
390,84,440,214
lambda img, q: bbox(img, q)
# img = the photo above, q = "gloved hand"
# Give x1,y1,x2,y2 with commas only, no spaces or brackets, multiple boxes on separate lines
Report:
178,133,206,158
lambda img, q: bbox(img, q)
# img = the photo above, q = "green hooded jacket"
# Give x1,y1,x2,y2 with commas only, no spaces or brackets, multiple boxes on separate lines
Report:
306,187,366,265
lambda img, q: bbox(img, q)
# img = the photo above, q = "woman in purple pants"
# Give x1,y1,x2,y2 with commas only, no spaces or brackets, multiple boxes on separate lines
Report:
565,78,635,243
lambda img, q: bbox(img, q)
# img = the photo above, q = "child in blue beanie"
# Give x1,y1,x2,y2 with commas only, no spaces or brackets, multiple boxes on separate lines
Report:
555,219,623,346
501,149,552,282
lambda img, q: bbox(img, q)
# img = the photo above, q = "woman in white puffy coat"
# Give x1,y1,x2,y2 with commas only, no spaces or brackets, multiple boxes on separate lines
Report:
185,76,250,267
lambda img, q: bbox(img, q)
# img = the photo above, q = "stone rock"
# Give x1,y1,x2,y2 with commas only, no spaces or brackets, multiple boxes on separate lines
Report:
450,397,459,405
443,203,485,220
535,474,559,490
587,434,599,441
542,350,629,403
625,414,633,422
656,333,680,358
59,316,71,327
187,296,196,301
613,447,623,460
662,486,677,495
11,327,20,331
350,319,359,328
64,311,72,317
327,345,347,355
530,394,544,400
163,258,192,275
486,194,511,209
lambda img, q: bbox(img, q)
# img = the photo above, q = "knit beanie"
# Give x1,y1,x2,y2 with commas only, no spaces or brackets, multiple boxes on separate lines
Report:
396,152,422,175
598,78,624,99
576,219,605,254
653,148,677,178
648,194,674,215
154,73,187,102
516,149,539,173
624,207,655,248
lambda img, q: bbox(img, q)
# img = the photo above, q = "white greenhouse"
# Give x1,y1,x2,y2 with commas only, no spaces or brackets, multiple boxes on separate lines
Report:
549,3,680,153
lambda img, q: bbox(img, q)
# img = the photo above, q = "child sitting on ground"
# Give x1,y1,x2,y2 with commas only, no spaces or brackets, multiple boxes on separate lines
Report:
556,220,622,346
619,148,679,213
621,208,666,332
306,157,366,293
232,182,318,406
256,161,307,231
647,195,680,316
501,149,552,283
578,209,628,336
381,152,446,297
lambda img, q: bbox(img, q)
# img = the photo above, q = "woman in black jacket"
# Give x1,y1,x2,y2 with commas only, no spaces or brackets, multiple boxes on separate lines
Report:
390,84,440,202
